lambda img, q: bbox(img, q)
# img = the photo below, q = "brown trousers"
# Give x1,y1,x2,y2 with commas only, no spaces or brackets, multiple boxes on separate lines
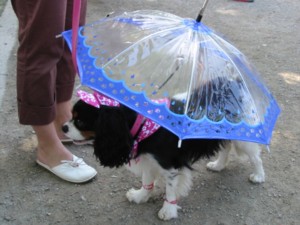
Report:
11,0,87,125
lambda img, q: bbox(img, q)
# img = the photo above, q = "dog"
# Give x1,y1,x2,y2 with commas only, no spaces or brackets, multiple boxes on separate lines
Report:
62,92,265,220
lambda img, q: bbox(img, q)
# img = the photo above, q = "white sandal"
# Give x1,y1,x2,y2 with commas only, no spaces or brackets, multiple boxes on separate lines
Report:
36,155,97,183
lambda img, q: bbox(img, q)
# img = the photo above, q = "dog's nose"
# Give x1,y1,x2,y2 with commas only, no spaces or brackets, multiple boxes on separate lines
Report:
62,124,69,133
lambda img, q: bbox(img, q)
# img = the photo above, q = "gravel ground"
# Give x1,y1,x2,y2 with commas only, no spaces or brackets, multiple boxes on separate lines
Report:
0,0,299,224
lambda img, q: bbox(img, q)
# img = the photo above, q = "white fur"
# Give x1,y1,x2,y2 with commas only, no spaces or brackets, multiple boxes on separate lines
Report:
206,141,265,183
125,154,193,220
172,92,187,101
158,201,180,220
63,121,86,141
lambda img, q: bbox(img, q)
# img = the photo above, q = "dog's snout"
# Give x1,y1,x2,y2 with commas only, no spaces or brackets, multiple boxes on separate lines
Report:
62,124,69,133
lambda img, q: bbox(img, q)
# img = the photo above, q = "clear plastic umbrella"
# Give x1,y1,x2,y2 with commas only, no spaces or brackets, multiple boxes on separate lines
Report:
62,0,280,145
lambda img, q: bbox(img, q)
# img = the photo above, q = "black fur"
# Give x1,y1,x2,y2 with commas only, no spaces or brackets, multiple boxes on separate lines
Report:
72,100,227,170
94,106,134,168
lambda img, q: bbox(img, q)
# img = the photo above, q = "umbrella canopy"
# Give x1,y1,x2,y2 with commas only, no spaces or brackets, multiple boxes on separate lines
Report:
62,9,280,145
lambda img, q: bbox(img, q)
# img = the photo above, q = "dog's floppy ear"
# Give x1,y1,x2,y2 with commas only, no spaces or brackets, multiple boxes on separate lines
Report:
94,106,133,168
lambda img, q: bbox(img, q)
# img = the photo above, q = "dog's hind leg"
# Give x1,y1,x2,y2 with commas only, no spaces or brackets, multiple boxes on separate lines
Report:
206,142,232,172
235,141,265,183
158,169,182,220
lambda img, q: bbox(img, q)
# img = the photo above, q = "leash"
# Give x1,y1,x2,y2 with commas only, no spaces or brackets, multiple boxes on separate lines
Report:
71,0,81,75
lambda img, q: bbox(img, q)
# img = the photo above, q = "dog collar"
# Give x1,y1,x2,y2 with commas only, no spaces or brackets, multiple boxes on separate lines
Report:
131,118,161,159
130,98,170,158
130,114,145,137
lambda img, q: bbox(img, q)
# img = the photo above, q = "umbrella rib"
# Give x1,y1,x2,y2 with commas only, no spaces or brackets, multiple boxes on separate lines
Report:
157,65,180,90
205,33,260,120
183,32,199,117
102,24,186,69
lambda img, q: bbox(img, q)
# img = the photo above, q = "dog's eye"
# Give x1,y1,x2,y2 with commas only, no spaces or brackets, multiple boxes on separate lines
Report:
75,119,85,128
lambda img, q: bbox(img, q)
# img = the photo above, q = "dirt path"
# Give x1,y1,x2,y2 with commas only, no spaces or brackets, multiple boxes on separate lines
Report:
0,0,299,224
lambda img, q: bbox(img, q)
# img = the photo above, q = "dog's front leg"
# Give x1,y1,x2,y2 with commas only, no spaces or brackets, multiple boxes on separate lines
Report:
158,169,181,220
126,169,154,204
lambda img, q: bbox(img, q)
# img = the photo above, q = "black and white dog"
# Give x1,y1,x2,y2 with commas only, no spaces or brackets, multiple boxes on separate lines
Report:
62,93,265,220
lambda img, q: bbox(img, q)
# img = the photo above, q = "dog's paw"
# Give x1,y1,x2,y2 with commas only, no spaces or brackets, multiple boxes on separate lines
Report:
206,161,225,172
158,201,180,220
249,173,265,183
126,188,151,204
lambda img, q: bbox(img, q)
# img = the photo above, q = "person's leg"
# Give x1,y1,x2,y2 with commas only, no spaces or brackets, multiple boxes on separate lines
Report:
12,0,68,125
34,123,72,168
11,0,96,182
12,0,71,158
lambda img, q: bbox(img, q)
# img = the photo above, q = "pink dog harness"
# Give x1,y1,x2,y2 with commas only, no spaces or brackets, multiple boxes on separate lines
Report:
77,90,169,157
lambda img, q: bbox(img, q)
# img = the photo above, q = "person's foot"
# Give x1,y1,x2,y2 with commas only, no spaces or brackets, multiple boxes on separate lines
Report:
37,154,97,183
33,123,97,183
36,143,97,183
36,141,73,167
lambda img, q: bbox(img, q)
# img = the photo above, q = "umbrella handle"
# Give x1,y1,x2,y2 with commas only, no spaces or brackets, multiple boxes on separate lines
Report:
196,0,210,22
